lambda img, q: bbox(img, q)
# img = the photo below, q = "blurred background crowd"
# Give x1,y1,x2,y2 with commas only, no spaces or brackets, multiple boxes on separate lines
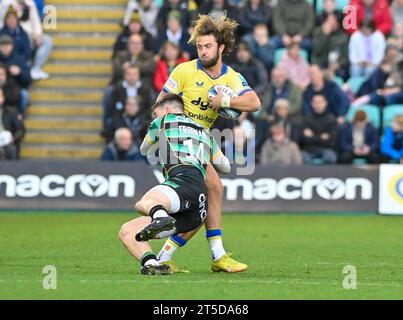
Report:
1,0,403,165
0,0,51,159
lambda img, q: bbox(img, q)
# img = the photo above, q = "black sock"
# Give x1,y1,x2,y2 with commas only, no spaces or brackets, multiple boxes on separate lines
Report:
141,252,158,267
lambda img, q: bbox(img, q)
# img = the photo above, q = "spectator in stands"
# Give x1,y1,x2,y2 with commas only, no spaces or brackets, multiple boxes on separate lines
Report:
8,0,53,80
112,33,156,89
224,123,256,166
238,0,272,36
0,63,21,110
153,41,187,92
230,42,268,100
278,41,310,91
102,97,149,145
392,0,403,25
346,0,392,36
0,0,40,24
199,0,239,21
388,1,403,51
300,94,338,164
269,98,301,143
349,19,386,78
260,121,302,165
388,20,403,51
261,67,302,120
0,35,31,115
106,64,152,127
242,24,275,75
155,10,192,58
101,127,144,161
380,114,403,163
0,35,31,88
34,0,44,19
156,0,198,35
315,0,344,26
392,0,403,50
113,12,155,57
303,65,350,124
0,86,25,160
123,0,159,38
339,110,379,163
271,0,315,50
353,49,403,106
0,6,31,63
312,7,349,80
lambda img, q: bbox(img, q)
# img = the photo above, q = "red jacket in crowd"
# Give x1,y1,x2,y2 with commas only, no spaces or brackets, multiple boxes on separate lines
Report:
345,0,392,35
153,56,188,92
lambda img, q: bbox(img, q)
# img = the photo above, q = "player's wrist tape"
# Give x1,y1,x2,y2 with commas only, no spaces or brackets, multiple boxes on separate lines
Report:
221,96,231,109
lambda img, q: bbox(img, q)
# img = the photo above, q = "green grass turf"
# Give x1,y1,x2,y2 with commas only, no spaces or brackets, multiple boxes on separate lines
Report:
0,212,403,299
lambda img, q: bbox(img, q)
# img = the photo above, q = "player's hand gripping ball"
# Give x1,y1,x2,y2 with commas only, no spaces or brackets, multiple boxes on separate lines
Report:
208,85,241,120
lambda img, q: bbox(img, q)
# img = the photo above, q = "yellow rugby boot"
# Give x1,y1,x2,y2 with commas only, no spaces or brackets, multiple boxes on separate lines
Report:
159,260,190,273
211,253,248,273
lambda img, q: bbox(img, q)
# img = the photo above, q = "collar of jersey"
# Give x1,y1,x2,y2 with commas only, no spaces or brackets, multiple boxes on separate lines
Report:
196,59,228,79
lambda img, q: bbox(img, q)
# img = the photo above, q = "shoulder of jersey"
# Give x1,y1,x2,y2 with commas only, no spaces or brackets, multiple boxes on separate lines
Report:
175,59,198,73
226,64,239,76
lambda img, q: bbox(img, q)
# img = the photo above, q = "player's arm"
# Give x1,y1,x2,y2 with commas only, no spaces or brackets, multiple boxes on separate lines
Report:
140,118,161,156
156,63,185,103
228,90,261,113
155,91,167,103
228,72,261,112
210,137,231,174
208,88,261,113
208,72,261,113
139,136,156,156
212,153,231,174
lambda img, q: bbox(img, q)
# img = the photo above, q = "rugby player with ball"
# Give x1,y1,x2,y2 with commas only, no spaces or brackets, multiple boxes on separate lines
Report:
152,13,261,273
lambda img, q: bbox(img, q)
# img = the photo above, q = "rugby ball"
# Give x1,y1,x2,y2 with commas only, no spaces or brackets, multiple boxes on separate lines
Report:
208,85,241,120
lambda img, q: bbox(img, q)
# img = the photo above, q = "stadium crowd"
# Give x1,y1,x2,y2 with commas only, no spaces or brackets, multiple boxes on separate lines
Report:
0,0,402,165
102,0,403,164
0,0,51,160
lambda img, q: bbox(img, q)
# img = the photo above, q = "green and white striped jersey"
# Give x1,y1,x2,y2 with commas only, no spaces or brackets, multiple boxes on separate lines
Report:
143,113,223,178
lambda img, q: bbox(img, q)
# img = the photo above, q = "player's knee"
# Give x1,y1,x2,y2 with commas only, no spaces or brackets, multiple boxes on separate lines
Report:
118,224,131,244
134,200,142,213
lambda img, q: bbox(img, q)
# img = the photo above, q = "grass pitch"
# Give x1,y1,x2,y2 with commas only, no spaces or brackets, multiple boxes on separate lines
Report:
0,212,402,300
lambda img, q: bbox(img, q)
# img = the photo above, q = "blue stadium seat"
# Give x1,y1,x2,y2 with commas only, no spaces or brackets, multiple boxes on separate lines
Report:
347,76,367,95
316,0,350,13
274,48,309,66
352,158,368,165
346,105,381,129
316,0,324,13
312,158,324,165
383,105,403,129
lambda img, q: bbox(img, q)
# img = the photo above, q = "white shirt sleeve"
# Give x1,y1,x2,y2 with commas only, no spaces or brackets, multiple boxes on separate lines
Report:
212,154,231,174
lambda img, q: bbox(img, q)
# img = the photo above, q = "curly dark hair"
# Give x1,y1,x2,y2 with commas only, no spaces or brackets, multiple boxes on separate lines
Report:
188,13,238,56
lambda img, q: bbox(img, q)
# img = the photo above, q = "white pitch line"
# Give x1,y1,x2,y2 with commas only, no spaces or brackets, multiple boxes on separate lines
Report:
78,279,403,287
1,279,402,288
316,262,391,266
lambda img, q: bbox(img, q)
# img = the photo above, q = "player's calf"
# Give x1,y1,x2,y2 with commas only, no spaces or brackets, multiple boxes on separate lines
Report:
118,217,150,247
